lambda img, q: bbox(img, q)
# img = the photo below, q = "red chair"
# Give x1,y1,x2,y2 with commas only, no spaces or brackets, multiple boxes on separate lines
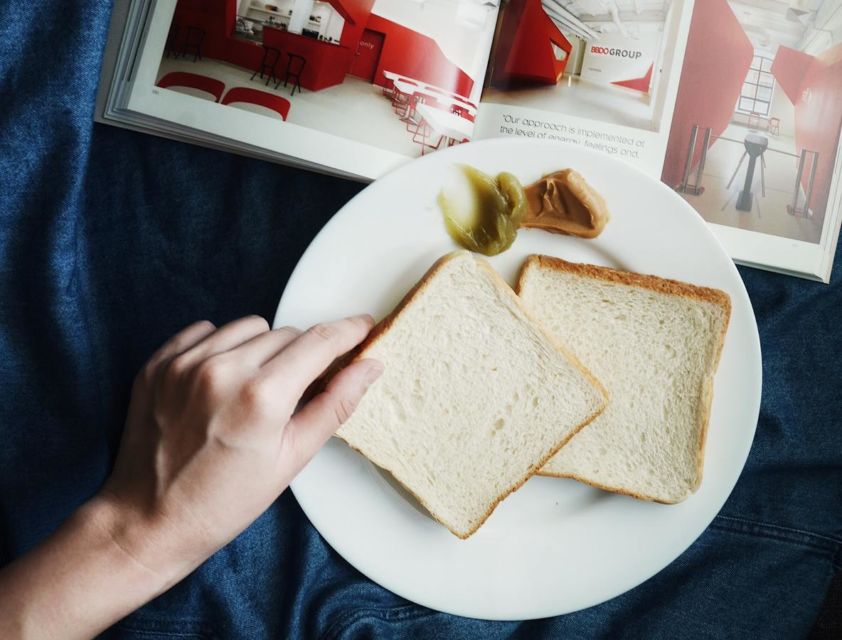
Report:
221,87,291,120
412,119,445,156
157,72,225,103
392,80,417,114
451,104,476,123
381,77,395,98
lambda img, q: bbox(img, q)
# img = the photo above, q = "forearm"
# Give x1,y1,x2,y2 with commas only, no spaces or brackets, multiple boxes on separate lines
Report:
0,499,172,640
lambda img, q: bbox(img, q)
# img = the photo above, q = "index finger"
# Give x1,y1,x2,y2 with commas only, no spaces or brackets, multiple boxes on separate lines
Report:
260,315,375,398
146,320,217,368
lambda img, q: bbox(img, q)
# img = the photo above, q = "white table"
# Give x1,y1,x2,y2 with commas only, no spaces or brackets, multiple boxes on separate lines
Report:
392,78,420,96
418,83,476,111
416,103,474,145
386,72,477,115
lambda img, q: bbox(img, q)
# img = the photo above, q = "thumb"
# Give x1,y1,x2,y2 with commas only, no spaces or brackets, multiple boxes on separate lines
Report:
283,358,384,467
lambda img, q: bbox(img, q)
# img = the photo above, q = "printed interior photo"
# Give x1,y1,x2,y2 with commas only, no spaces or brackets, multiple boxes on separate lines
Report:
480,0,687,133
155,0,498,158
662,0,842,244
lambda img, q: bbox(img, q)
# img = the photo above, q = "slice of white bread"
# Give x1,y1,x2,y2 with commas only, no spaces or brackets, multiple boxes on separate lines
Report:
336,251,607,538
516,256,731,503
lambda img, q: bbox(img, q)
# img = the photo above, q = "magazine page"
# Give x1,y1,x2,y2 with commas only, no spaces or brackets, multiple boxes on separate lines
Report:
124,0,500,179
660,0,842,281
473,0,842,281
473,0,695,177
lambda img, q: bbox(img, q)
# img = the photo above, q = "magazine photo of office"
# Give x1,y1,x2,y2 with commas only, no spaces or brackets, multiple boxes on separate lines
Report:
480,0,687,133
154,0,498,158
663,0,842,244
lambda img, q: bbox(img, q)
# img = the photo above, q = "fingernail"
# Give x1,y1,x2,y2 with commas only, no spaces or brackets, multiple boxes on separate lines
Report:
349,313,375,326
362,359,384,385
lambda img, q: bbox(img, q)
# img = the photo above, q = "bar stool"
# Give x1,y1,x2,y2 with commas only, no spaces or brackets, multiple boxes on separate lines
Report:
164,25,180,58
178,26,205,62
251,46,282,87
277,54,305,96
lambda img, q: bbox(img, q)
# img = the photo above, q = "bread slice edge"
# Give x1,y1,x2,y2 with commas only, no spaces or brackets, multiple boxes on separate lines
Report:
336,250,609,537
515,254,732,503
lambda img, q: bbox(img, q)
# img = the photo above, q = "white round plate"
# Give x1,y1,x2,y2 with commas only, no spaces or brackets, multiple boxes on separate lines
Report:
273,139,762,620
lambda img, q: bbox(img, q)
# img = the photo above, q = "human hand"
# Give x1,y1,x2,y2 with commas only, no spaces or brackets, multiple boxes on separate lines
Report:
92,315,382,587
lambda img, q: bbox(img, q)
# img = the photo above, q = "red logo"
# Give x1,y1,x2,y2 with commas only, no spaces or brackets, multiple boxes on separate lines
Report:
590,46,643,59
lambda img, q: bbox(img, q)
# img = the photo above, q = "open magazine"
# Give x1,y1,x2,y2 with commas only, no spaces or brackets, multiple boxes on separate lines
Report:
98,0,842,282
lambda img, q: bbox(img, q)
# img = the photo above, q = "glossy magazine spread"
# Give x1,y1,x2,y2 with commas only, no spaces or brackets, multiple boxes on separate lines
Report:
97,0,842,281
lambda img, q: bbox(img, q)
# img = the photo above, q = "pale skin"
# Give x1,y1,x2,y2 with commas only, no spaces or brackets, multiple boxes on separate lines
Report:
0,314,383,640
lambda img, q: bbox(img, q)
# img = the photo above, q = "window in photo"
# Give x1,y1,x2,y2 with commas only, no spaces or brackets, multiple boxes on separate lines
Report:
736,55,775,117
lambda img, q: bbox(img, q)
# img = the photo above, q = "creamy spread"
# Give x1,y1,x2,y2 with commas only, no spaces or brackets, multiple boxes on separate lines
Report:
522,169,609,238
437,165,527,256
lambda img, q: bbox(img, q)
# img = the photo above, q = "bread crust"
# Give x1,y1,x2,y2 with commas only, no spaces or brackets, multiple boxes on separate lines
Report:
536,470,678,503
336,251,608,538
516,255,732,503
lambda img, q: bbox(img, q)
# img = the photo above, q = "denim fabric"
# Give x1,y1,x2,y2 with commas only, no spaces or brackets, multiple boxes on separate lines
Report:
1,1,841,638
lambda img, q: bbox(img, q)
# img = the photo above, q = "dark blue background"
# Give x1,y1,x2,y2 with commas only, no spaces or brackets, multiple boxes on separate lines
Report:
1,2,840,638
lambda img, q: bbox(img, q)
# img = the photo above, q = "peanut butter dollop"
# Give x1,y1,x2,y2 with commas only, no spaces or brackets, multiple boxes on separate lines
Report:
523,169,610,239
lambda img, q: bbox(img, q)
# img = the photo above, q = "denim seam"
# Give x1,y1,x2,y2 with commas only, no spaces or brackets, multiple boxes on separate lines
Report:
321,605,435,640
713,514,842,558
115,619,217,640
113,627,213,639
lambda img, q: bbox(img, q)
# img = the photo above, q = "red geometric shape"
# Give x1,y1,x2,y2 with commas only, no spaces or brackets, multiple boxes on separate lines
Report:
221,87,291,120
157,72,226,103
661,0,754,189
365,14,475,97
611,63,653,93
771,46,816,105
491,0,572,87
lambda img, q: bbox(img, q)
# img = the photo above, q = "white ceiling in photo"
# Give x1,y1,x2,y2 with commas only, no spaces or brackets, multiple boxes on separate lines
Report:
538,0,841,54
726,0,841,55
542,0,672,41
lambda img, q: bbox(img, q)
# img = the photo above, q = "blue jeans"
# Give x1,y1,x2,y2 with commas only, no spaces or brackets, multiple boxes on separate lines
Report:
1,2,840,638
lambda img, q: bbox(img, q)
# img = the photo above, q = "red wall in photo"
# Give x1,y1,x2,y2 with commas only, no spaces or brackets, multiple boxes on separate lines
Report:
771,46,817,105
789,44,842,223
366,15,474,98
263,27,352,90
172,0,231,60
169,0,360,91
491,0,570,87
172,0,262,69
332,0,376,51
550,32,572,81
349,29,385,82
661,0,754,188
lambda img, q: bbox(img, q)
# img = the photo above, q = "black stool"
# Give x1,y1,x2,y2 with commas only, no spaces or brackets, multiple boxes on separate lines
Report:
251,46,282,86
276,54,305,96
164,25,180,58
178,26,205,62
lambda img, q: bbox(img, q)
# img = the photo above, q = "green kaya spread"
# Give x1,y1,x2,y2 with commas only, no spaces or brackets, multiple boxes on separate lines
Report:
437,164,527,256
